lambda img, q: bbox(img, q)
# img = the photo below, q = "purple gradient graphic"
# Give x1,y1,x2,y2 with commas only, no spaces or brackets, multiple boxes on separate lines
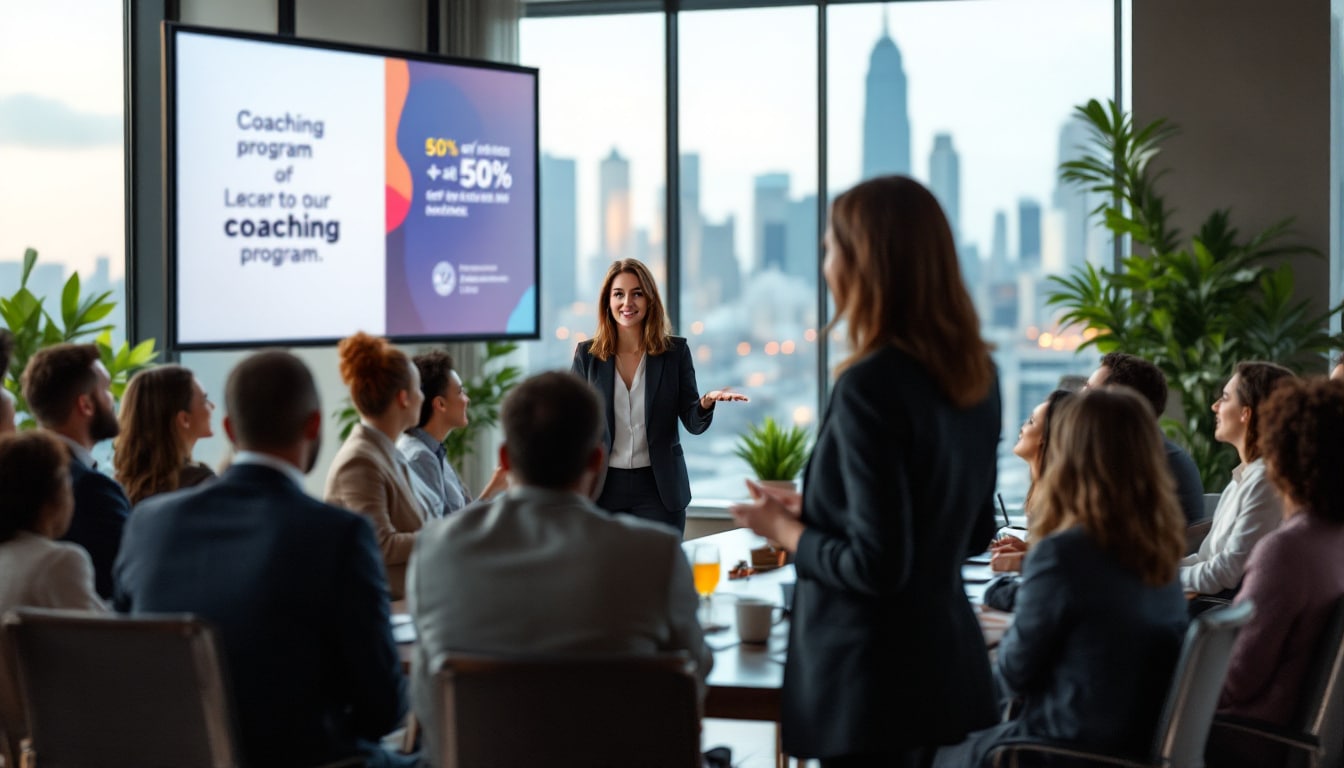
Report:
386,60,537,337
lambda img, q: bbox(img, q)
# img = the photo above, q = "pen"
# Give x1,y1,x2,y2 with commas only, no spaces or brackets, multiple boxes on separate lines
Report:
997,493,1011,528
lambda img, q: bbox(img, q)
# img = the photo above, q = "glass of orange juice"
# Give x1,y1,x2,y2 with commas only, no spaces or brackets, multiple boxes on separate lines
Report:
691,543,721,623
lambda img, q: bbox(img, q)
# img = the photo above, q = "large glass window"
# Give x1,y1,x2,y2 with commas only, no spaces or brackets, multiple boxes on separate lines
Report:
523,0,1123,508
0,3,126,327
827,0,1116,503
679,7,819,501
519,14,666,375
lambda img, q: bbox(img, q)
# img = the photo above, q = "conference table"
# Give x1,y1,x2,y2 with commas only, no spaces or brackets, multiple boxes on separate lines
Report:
393,526,1012,766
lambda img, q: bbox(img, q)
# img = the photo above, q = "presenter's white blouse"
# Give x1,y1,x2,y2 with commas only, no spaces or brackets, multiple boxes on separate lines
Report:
608,354,652,469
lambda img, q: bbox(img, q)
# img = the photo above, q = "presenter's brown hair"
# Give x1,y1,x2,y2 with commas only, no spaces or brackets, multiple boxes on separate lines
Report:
588,258,672,362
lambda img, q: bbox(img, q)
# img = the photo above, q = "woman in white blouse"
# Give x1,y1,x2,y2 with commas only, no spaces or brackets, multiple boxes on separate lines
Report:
0,430,106,763
1182,361,1294,597
571,258,747,533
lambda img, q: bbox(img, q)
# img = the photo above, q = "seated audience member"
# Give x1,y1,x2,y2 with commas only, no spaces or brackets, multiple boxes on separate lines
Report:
325,332,426,600
1182,361,1293,598
1215,379,1344,730
935,388,1189,767
114,351,408,768
0,430,106,762
1087,352,1204,524
113,364,216,505
396,350,506,518
988,389,1072,575
0,329,15,435
408,371,712,767
20,343,129,598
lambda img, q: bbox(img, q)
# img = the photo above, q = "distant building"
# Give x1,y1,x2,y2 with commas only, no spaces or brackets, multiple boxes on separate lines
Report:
681,153,703,288
599,148,632,264
541,154,577,315
785,194,819,285
701,216,741,305
861,10,911,179
753,173,790,274
929,133,961,243
1018,198,1041,269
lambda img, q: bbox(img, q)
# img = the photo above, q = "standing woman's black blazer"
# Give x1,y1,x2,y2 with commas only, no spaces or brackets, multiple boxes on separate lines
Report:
571,337,712,512
783,345,1002,759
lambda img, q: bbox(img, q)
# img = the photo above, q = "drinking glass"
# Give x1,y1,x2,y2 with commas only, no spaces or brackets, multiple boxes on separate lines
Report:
691,543,721,623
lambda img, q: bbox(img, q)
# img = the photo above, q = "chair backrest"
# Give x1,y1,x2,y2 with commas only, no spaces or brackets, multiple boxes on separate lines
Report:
1295,594,1344,768
1152,600,1255,767
4,607,237,768
435,652,701,768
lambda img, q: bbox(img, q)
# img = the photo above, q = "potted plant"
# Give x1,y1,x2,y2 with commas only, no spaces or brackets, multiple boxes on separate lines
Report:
1046,100,1344,491
1,248,158,428
733,416,810,492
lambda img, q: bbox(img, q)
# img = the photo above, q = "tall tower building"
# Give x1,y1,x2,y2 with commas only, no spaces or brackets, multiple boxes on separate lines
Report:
1053,117,1103,271
753,172,790,274
541,153,577,314
862,8,912,180
1018,198,1042,269
928,133,961,243
599,148,632,265
680,153,703,287
990,210,1009,281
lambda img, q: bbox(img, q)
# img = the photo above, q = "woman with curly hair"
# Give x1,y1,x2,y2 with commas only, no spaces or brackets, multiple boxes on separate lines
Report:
0,430,106,763
114,364,216,505
325,332,425,600
1216,377,1344,727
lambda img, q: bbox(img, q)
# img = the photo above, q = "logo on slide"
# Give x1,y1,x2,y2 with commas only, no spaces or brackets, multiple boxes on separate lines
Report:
432,261,457,297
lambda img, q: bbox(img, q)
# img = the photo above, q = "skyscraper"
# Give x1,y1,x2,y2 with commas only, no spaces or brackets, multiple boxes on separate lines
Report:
861,9,911,180
785,194,818,284
928,133,961,243
990,209,1009,281
701,216,741,305
541,154,577,315
599,148,632,265
1018,198,1041,269
1053,117,1104,271
681,153,703,287
753,172,790,273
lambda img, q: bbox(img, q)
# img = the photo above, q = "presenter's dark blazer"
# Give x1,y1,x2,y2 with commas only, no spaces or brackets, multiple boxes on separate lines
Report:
113,463,407,768
783,346,1002,759
62,456,131,599
935,528,1188,766
571,337,712,512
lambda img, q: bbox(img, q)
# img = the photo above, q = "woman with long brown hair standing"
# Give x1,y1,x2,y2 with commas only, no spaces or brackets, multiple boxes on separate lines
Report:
731,176,1001,766
572,258,746,533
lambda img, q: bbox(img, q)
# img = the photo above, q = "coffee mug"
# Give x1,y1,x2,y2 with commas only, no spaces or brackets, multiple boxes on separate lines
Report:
735,597,781,644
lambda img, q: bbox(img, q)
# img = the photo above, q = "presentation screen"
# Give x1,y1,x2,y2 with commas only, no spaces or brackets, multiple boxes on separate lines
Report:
164,24,539,349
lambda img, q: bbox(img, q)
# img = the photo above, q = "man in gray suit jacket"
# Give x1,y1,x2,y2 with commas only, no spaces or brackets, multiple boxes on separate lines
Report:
408,371,711,766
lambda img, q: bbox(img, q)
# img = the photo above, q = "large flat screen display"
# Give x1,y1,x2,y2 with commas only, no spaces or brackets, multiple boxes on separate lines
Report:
164,24,539,349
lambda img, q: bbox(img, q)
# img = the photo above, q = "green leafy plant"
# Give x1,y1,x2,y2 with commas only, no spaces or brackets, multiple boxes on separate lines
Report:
1,248,158,428
733,417,810,482
335,340,522,467
1047,100,1344,491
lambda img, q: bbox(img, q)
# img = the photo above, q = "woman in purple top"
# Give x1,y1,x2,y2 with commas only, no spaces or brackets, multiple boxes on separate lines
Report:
1217,377,1344,726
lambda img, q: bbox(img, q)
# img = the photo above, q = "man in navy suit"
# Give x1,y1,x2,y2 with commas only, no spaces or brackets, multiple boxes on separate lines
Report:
114,351,409,768
21,343,129,598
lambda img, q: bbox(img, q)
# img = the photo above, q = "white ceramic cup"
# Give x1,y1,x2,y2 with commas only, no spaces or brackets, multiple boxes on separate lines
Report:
735,597,779,644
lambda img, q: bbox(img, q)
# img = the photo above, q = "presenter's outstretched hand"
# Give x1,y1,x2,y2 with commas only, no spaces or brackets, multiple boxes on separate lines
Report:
700,387,750,411
730,479,804,552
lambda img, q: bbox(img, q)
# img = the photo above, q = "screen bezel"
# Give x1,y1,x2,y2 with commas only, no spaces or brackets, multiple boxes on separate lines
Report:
161,21,541,351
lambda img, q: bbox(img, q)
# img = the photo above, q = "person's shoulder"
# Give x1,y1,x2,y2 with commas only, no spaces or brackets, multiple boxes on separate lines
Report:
575,339,596,357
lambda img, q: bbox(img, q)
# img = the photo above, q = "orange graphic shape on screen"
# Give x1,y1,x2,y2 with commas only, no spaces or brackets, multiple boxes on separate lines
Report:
385,59,412,233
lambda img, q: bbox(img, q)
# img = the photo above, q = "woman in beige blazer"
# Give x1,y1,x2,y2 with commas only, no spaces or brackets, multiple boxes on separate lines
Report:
325,332,426,600
0,431,106,764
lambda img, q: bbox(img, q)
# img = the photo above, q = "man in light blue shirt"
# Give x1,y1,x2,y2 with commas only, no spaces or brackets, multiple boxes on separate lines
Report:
397,350,504,517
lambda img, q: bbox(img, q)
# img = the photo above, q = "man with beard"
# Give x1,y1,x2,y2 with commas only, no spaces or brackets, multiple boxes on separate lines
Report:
21,343,128,597
114,351,410,767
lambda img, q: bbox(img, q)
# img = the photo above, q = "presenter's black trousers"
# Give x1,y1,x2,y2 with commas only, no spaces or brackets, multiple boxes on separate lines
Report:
597,466,684,534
